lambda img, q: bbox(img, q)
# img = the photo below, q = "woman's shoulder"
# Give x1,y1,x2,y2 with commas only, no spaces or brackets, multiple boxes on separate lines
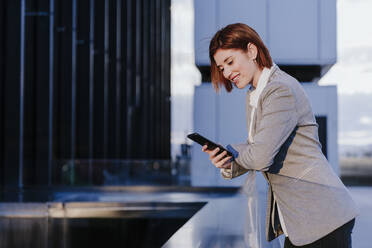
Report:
260,79,295,101
262,68,304,99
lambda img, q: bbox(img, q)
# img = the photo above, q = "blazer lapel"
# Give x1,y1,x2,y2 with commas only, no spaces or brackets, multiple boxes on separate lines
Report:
246,91,254,143
251,65,279,139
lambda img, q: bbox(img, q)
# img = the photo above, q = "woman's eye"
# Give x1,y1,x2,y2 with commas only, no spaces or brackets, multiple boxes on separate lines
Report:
228,60,233,65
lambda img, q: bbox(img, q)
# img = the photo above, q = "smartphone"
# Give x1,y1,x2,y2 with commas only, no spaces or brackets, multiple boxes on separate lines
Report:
187,132,232,157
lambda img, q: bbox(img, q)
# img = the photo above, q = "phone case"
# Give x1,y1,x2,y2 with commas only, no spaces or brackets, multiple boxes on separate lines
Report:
187,132,233,156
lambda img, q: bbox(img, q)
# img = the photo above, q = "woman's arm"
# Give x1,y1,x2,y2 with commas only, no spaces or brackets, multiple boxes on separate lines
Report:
201,144,249,179
201,82,297,175
220,160,250,179
232,82,298,171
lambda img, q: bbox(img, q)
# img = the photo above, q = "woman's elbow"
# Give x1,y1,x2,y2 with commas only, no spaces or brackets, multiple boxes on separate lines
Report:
252,160,271,171
239,154,271,171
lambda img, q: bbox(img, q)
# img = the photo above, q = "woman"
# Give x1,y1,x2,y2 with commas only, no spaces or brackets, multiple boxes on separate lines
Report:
202,23,358,248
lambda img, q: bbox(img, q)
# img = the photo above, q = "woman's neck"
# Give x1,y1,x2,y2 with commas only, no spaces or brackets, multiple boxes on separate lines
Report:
252,67,264,88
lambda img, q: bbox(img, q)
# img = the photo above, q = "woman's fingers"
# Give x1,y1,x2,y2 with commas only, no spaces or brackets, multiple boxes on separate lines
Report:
221,156,232,169
210,148,224,161
211,149,225,163
216,156,232,169
202,145,218,155
202,145,208,152
201,146,230,169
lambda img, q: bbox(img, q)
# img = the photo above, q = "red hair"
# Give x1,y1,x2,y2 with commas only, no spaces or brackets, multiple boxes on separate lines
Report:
209,23,273,92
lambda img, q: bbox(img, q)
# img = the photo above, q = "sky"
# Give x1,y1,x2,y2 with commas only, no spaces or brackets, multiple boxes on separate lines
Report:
319,0,372,95
170,0,372,157
319,0,372,146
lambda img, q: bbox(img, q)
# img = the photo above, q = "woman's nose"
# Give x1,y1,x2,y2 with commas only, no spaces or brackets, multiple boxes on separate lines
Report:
224,68,232,80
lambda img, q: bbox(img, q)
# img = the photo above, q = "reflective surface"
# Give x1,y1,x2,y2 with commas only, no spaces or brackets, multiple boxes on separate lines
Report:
0,187,239,248
0,202,204,248
162,195,248,248
2,187,369,248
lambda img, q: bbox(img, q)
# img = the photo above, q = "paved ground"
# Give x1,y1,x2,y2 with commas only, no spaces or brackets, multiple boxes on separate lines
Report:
348,186,372,248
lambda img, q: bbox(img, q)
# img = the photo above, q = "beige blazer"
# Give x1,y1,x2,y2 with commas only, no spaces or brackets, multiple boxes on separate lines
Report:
221,65,359,246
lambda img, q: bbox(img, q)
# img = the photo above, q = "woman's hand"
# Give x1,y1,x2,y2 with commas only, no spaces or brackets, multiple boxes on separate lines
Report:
202,145,232,169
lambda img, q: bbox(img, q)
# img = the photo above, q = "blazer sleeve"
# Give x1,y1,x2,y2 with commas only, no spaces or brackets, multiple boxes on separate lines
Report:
220,160,250,179
231,82,298,171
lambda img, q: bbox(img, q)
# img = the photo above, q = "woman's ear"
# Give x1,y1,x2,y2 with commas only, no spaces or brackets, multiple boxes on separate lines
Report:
247,43,258,60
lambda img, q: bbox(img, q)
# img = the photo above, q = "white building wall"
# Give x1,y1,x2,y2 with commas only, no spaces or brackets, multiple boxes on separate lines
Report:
194,0,337,66
302,84,339,175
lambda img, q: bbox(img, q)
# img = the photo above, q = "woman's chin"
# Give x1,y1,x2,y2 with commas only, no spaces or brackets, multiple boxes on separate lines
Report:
235,83,245,89
234,81,251,89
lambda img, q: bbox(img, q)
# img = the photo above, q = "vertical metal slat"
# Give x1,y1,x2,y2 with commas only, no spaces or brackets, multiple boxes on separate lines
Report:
135,0,142,157
89,0,95,182
142,0,149,158
71,0,77,174
48,0,55,186
103,0,109,159
19,0,26,193
126,0,132,158
115,0,122,158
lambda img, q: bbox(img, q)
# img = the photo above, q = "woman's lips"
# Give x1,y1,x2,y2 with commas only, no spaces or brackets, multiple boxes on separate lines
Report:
231,74,240,83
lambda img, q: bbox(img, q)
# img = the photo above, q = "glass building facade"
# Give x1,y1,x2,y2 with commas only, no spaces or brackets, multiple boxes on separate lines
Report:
0,0,171,189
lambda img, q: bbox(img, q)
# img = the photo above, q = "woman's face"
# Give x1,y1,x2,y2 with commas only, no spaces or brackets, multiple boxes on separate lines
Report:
214,44,261,89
